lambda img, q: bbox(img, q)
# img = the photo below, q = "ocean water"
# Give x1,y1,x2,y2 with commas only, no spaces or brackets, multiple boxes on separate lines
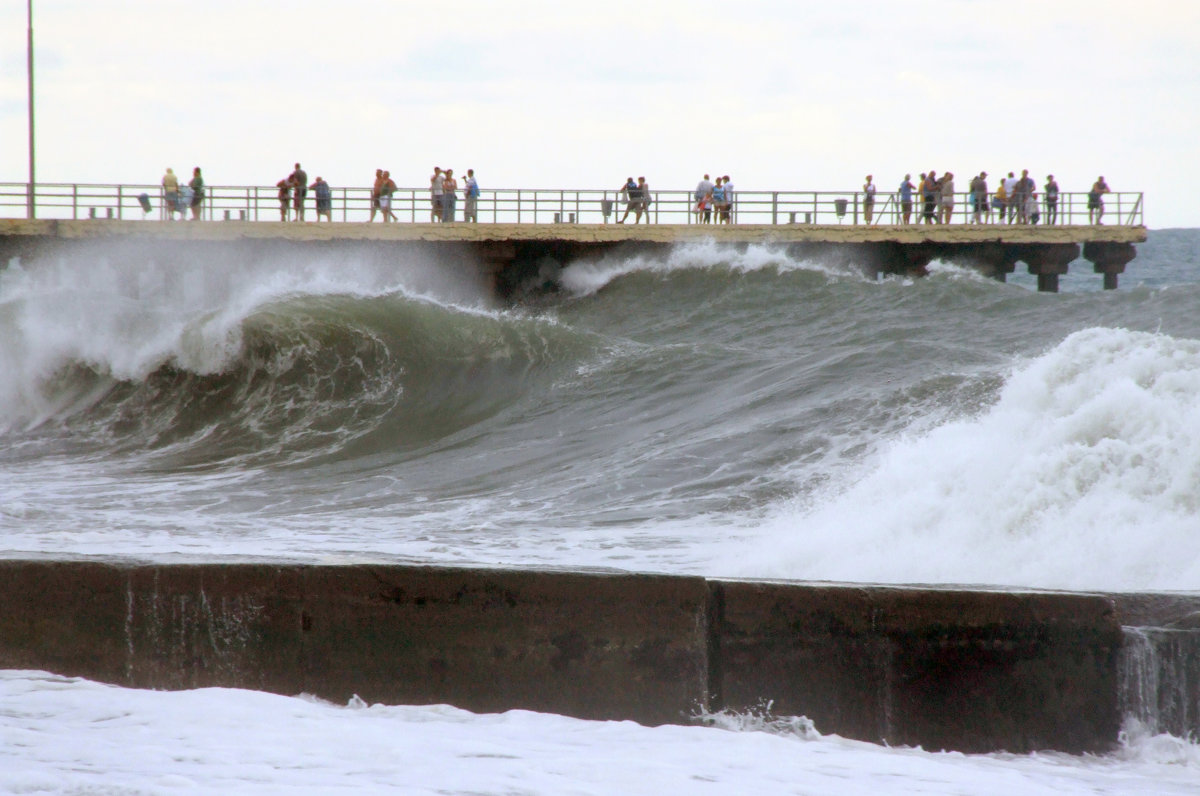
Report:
2,229,1199,792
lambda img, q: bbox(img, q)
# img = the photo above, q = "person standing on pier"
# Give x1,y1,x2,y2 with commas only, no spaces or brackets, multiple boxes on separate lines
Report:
898,174,915,224
970,172,989,224
695,174,713,205
921,172,937,224
162,168,180,220
463,169,479,223
188,167,204,221
1002,172,1018,223
993,179,1007,224
617,177,637,223
290,163,308,221
711,178,725,223
1089,176,1110,224
369,169,384,222
1013,169,1034,224
862,175,876,224
720,175,733,223
311,176,332,221
430,167,445,222
939,172,955,224
696,185,713,223
1044,175,1059,225
634,176,651,223
380,171,397,222
276,177,291,221
441,169,458,222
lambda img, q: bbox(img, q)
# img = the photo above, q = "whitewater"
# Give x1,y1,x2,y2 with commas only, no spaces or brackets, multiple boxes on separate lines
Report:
2,230,1199,792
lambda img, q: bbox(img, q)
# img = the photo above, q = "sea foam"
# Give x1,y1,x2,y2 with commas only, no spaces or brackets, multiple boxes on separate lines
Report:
739,327,1200,591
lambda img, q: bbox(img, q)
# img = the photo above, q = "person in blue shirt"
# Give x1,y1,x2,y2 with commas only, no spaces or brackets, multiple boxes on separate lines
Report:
617,177,638,223
898,174,915,224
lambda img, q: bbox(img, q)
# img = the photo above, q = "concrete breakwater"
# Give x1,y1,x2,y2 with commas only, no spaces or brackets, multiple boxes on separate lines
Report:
5,560,1197,754
0,219,1147,295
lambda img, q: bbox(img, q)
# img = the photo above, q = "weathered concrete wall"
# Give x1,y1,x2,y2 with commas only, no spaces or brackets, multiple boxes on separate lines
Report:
714,581,1123,753
0,560,711,725
0,560,1179,754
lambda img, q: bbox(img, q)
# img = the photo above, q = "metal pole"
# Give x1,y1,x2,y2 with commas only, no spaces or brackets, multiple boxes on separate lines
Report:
27,0,36,219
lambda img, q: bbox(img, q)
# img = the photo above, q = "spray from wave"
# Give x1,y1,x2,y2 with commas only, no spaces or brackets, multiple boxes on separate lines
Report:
0,244,585,467
735,327,1200,590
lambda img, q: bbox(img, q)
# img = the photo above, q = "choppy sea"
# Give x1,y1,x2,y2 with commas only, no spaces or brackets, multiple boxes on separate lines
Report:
2,230,1199,793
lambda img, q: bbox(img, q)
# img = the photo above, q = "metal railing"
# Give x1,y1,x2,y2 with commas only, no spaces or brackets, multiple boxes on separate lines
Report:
0,183,1145,227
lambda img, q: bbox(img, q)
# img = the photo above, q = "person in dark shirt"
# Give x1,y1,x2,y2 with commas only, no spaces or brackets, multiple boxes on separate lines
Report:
188,167,204,221
290,163,308,221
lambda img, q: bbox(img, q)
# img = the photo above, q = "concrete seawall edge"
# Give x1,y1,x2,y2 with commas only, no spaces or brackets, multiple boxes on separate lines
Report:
0,559,1175,754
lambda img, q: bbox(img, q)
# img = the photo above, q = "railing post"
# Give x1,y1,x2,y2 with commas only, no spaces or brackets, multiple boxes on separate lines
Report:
771,192,778,225
853,194,858,225
72,184,78,220
117,185,123,220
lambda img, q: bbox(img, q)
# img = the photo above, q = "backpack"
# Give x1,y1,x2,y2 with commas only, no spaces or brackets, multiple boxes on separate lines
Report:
468,181,480,199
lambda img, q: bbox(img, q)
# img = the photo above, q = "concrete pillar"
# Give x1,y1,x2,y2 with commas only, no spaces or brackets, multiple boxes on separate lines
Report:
1083,242,1137,291
947,242,1014,282
1015,243,1080,293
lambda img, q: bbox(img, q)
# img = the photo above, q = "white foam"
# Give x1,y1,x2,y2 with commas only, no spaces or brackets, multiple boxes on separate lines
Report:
736,327,1200,591
1,671,1195,794
559,240,863,296
0,250,492,428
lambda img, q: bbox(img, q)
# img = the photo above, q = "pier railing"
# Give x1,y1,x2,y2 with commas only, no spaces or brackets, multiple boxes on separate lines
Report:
0,183,1144,227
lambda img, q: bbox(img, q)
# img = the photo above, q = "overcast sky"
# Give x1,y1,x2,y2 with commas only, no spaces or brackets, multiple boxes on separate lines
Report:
1,0,1196,227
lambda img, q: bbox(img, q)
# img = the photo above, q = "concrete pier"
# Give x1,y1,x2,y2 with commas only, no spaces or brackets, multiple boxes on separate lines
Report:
0,219,1147,296
5,559,1197,754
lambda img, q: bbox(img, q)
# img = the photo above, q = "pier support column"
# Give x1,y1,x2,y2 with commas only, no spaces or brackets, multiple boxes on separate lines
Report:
1015,243,1080,293
1083,242,1137,291
949,242,1014,282
888,242,933,279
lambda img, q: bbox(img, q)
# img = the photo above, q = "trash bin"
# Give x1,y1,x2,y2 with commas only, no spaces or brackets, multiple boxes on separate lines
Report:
601,199,613,220
834,199,848,221
137,193,152,213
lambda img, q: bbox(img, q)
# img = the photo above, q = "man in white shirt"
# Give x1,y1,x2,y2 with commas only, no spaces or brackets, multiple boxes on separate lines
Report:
463,169,479,223
430,167,445,222
695,174,714,202
1002,172,1018,223
721,175,734,223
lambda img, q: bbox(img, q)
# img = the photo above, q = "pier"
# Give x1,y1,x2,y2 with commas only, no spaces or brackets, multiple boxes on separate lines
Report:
0,217,1147,295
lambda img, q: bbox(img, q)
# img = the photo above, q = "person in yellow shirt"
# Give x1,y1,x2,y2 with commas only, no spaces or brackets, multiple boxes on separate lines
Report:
993,179,1008,226
161,168,179,220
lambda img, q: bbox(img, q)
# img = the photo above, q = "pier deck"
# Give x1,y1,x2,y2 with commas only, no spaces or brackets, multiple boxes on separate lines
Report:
0,219,1148,294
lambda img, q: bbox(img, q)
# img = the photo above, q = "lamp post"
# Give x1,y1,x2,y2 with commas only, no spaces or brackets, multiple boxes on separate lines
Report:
27,0,35,219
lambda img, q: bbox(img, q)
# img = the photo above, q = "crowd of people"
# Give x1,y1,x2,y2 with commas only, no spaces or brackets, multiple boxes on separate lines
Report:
275,163,331,222
882,171,1112,226
159,166,205,221
158,164,1113,226
690,174,735,224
